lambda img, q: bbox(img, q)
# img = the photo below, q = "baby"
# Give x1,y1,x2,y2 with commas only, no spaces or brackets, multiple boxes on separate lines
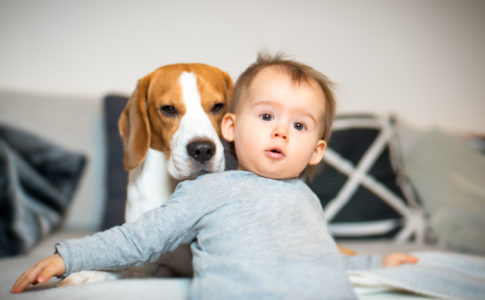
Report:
12,53,417,299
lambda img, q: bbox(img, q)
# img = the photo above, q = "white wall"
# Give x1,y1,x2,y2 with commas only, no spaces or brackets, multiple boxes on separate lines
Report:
1,0,484,132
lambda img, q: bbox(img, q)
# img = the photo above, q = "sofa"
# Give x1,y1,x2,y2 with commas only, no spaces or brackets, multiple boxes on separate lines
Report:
1,89,484,300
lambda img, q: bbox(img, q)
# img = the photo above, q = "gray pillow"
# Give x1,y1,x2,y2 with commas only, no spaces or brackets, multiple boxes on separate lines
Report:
404,129,485,254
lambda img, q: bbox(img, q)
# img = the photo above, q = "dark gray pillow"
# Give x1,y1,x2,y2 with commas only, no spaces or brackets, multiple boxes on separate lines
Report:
101,95,129,230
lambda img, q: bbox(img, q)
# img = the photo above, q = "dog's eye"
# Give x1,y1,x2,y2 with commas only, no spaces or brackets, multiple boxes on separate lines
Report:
211,103,224,114
160,105,178,117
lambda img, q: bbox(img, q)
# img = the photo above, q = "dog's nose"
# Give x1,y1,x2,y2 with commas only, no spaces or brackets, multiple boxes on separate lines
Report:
187,140,216,163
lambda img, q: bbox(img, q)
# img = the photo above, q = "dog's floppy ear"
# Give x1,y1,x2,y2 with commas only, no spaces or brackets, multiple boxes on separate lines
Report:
118,75,151,171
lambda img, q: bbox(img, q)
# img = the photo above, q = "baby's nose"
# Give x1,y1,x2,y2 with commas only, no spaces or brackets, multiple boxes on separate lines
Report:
272,128,288,140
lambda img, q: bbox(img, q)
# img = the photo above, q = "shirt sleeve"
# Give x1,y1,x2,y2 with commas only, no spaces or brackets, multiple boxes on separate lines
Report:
56,183,202,277
341,253,383,271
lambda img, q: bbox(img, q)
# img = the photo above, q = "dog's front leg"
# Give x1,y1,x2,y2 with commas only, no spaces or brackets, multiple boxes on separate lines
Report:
58,271,121,287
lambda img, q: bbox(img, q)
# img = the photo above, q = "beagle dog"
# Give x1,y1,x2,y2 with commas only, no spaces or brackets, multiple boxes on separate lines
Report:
60,63,233,285
119,63,233,224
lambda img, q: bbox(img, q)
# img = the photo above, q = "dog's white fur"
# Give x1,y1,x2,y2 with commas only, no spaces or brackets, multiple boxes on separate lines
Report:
125,149,171,223
60,66,231,286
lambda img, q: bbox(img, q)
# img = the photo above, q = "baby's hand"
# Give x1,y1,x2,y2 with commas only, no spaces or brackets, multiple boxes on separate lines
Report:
10,253,66,293
382,253,418,267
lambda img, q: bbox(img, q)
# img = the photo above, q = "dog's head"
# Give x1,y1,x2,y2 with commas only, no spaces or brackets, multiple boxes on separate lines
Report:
119,63,233,180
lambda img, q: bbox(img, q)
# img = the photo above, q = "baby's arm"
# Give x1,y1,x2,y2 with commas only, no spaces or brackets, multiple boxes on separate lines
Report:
12,184,201,293
11,253,65,293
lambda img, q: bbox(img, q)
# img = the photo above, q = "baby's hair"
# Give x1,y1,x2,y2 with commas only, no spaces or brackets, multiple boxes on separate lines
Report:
229,51,336,143
228,52,337,179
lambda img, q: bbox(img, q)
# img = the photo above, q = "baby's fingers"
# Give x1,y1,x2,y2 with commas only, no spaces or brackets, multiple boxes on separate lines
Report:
393,253,418,265
382,253,419,267
10,256,61,293
11,266,42,293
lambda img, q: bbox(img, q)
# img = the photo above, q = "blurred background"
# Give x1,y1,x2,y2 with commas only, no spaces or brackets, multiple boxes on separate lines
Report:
0,0,484,243
1,3,485,298
1,0,484,132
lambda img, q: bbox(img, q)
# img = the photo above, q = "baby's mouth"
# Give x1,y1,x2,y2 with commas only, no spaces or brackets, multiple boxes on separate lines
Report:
265,148,285,159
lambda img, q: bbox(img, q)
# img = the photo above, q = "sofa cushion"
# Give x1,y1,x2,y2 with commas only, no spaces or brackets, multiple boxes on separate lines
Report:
307,114,425,242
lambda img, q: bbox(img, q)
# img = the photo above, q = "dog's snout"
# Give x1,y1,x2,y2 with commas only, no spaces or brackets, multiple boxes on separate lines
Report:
187,140,216,163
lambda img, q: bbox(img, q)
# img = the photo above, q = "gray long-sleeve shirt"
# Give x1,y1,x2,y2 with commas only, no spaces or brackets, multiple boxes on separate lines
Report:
56,170,381,299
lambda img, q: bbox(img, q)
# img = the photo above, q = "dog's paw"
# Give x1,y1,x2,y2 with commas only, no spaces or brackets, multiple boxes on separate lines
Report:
58,271,119,287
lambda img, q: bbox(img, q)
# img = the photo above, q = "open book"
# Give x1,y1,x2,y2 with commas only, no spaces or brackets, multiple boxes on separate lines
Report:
349,251,485,300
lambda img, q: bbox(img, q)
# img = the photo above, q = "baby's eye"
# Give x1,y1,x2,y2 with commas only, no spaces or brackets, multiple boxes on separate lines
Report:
293,122,306,131
259,113,274,121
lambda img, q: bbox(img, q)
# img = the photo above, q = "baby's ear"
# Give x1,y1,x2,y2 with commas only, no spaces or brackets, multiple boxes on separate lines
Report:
309,140,327,166
221,113,236,142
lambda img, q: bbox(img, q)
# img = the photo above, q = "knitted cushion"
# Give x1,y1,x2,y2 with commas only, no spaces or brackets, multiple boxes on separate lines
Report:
307,114,426,243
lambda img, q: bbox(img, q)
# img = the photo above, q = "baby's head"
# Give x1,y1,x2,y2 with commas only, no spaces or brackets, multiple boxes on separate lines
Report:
222,52,336,179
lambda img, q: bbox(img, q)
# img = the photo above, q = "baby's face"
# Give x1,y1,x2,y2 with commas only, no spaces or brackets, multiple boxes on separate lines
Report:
222,67,327,179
